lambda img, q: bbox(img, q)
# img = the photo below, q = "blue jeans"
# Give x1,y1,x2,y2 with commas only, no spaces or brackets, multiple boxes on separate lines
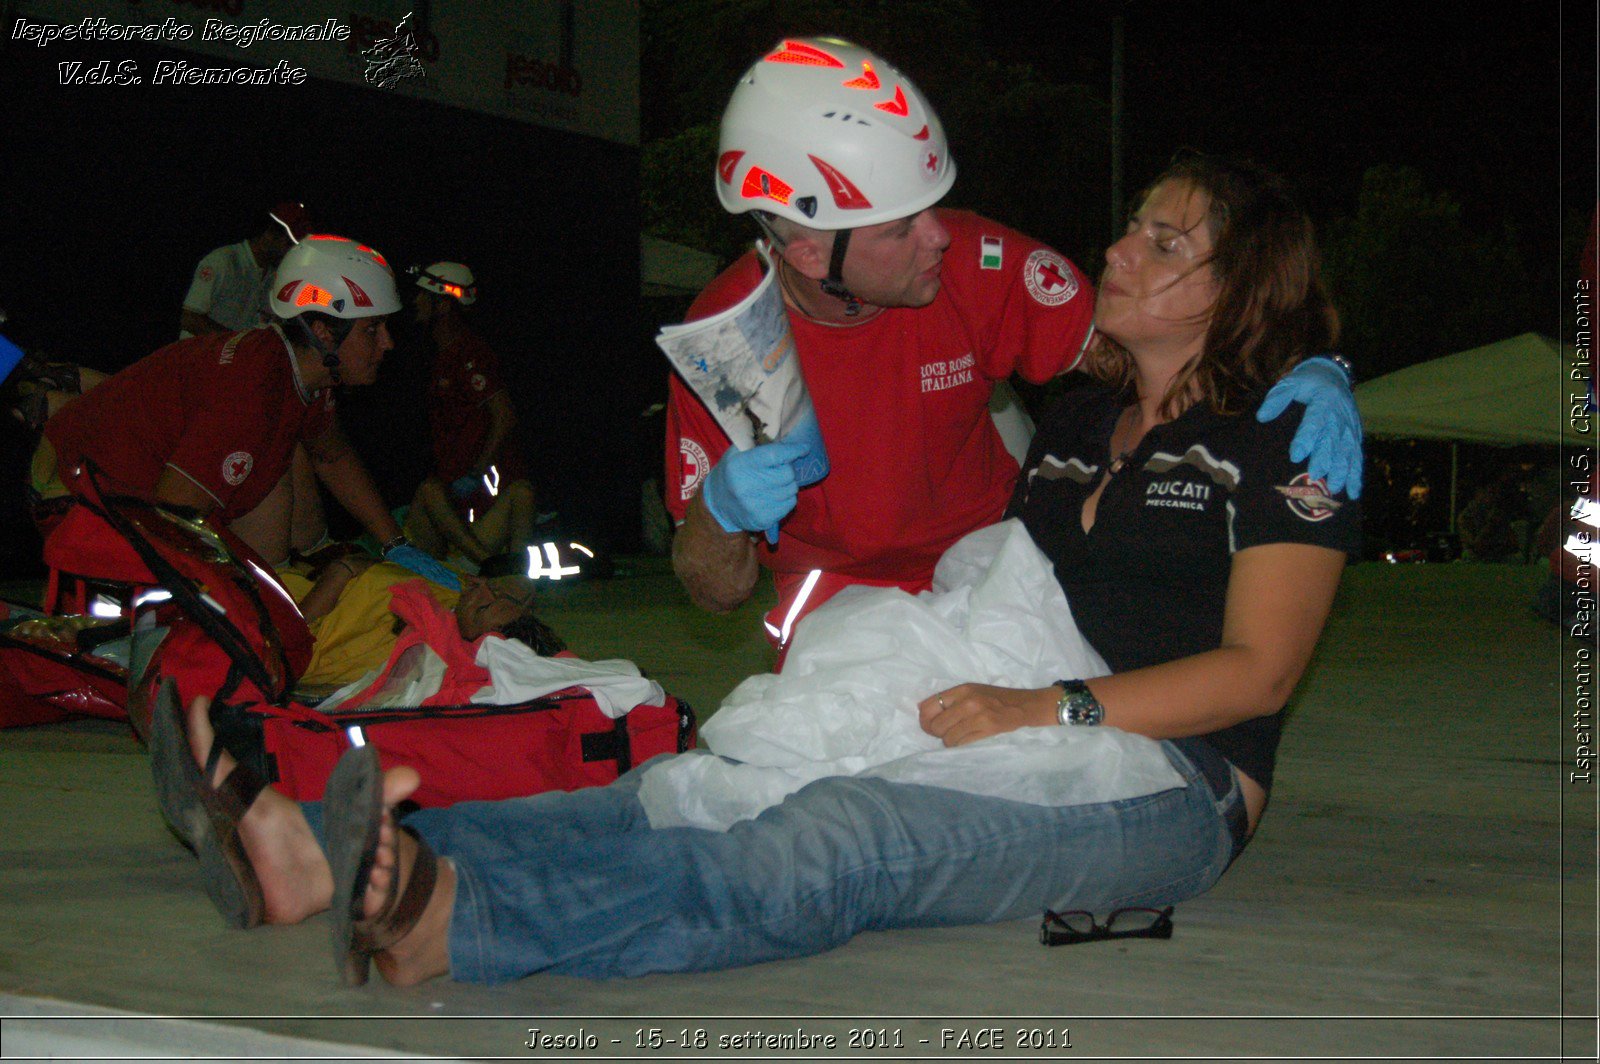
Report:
348,742,1240,984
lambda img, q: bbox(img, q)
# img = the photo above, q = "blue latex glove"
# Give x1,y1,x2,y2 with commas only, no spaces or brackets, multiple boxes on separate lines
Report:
783,408,831,488
385,542,462,591
449,474,479,500
1257,356,1364,499
701,439,810,545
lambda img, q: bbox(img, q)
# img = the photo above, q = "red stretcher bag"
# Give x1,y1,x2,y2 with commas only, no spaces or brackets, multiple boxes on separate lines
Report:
240,691,692,805
0,607,129,727
40,467,696,805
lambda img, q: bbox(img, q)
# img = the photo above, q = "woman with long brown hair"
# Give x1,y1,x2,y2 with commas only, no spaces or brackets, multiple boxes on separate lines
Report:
923,153,1354,852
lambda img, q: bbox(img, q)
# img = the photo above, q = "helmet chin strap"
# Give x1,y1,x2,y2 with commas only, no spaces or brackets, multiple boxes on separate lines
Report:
818,228,861,316
754,213,861,317
293,316,343,386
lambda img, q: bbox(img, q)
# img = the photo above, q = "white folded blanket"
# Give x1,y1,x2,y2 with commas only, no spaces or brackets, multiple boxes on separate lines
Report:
474,641,665,719
638,519,1184,831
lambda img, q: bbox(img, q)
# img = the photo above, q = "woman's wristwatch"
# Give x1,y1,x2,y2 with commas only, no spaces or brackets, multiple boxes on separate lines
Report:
380,534,409,557
1054,679,1105,726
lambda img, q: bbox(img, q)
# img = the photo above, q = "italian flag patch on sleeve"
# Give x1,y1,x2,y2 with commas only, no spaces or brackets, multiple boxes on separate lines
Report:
980,236,1003,270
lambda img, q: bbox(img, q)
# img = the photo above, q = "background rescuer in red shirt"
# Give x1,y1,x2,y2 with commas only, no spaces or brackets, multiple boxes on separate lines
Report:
666,37,1365,651
43,236,456,587
401,261,536,566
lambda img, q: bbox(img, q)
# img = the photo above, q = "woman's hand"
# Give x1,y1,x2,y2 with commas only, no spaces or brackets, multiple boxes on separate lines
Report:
917,683,1058,747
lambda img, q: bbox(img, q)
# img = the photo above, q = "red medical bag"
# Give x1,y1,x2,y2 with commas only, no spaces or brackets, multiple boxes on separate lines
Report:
40,468,696,805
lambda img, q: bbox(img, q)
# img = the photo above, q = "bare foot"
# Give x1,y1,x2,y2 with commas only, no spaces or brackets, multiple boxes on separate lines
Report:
186,696,333,924
361,766,455,986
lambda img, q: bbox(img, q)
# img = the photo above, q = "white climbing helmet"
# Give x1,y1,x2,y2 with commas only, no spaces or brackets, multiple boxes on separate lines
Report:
415,261,478,306
271,235,401,320
715,36,956,230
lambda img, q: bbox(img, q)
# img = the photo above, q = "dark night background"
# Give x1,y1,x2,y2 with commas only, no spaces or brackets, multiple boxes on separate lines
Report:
0,1,1589,575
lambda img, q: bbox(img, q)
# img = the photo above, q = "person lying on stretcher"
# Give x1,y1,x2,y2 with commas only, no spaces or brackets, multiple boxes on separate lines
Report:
283,554,561,689
262,548,663,732
306,567,566,712
194,550,678,814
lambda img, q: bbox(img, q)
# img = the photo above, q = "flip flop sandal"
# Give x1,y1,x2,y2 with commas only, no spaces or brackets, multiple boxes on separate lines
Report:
325,745,439,987
148,679,268,930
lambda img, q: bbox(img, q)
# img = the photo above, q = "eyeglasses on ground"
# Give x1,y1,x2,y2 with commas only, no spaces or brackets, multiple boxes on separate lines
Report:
1039,905,1174,947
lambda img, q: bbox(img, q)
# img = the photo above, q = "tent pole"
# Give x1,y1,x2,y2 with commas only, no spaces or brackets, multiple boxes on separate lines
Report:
1449,443,1458,534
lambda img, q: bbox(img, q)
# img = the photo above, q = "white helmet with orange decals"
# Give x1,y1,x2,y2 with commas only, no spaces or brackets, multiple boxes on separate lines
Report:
415,261,478,306
271,235,401,321
715,36,956,231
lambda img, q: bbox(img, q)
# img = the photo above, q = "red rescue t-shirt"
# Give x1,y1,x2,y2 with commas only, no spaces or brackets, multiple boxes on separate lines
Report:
427,328,527,485
665,210,1095,632
46,325,333,522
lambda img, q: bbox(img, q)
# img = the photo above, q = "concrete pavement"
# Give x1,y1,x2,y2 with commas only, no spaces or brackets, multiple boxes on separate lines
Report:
0,558,1591,1062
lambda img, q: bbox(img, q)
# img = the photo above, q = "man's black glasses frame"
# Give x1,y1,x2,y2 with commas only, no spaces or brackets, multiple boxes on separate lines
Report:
1039,906,1175,947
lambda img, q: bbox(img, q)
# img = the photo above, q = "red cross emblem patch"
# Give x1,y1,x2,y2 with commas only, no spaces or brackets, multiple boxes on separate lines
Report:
1022,249,1079,307
222,450,254,487
679,438,709,501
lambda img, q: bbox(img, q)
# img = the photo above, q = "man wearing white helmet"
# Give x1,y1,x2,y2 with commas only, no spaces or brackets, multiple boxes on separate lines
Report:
667,37,1361,648
402,262,536,565
42,236,453,586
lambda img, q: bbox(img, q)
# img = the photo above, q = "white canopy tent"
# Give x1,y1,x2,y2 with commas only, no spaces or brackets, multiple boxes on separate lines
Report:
1354,333,1589,446
1354,333,1596,530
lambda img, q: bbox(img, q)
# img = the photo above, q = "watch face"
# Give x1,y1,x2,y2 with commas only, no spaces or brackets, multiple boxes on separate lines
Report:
1059,682,1103,726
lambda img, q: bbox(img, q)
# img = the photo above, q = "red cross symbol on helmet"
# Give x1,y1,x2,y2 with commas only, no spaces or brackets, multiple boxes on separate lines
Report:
923,151,939,175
